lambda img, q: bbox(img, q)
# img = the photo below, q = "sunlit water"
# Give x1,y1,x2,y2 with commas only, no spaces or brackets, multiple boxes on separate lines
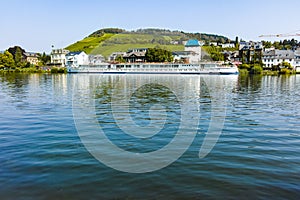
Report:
0,73,299,199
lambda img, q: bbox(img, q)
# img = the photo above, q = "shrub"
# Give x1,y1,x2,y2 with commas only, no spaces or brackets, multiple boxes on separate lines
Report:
58,68,66,73
250,65,263,74
279,68,292,75
239,64,250,70
51,67,58,73
238,69,249,75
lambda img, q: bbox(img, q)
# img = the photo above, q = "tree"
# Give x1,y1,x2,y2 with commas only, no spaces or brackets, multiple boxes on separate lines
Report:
0,51,15,69
38,52,51,66
280,61,293,70
262,41,272,48
8,46,26,67
235,36,239,49
145,48,173,62
238,64,250,70
250,64,263,74
14,47,23,66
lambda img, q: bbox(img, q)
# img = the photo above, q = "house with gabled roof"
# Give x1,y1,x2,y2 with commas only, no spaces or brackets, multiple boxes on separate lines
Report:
123,49,147,63
262,49,295,69
51,49,70,68
65,51,88,67
24,52,39,65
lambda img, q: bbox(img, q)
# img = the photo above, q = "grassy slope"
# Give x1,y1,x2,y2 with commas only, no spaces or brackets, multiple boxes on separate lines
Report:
65,33,114,54
66,33,184,58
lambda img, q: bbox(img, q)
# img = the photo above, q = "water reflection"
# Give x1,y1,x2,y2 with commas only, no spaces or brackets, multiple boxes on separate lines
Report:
71,74,239,172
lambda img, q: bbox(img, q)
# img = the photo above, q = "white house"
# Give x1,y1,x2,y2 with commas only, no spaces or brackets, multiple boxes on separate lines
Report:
221,43,235,48
294,49,300,72
88,54,105,65
184,39,202,63
262,50,295,69
65,51,89,67
51,49,70,67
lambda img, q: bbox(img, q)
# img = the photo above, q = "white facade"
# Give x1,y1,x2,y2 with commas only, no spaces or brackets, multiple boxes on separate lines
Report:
295,53,300,72
51,49,70,67
221,43,235,48
184,39,202,63
66,51,89,67
262,50,295,69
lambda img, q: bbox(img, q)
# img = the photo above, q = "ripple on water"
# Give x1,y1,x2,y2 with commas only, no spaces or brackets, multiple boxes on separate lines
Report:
0,74,300,199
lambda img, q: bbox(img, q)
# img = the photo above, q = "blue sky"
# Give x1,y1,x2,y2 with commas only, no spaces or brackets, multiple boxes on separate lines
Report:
1,0,300,53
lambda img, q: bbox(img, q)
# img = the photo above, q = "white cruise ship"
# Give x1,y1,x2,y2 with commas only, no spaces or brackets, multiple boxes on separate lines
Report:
67,63,239,75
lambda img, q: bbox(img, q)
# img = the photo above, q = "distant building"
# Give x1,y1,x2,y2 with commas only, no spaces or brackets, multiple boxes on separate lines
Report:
221,43,235,48
223,50,240,62
24,52,39,65
88,54,105,65
108,52,127,62
51,49,70,67
209,42,218,46
294,48,300,72
262,49,296,69
239,41,263,64
65,51,89,67
184,39,202,63
123,48,148,63
8,46,40,65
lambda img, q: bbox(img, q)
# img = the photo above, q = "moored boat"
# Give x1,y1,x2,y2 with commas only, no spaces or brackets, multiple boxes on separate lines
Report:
67,62,239,75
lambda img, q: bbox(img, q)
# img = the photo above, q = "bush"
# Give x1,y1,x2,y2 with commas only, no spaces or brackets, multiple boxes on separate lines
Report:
58,68,66,73
51,67,58,73
250,65,263,74
279,68,293,75
239,64,251,70
51,67,66,73
238,69,249,75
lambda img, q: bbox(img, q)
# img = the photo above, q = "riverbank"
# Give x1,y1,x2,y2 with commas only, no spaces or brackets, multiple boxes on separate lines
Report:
0,67,67,74
239,69,298,76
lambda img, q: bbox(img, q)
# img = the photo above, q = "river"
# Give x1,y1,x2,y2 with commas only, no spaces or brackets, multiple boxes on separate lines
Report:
0,73,299,199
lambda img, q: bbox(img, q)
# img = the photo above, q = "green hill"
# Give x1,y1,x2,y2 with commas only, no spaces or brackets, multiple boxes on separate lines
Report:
65,28,230,58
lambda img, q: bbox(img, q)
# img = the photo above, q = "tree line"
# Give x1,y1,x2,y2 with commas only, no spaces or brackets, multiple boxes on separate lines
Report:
262,39,299,50
0,46,50,70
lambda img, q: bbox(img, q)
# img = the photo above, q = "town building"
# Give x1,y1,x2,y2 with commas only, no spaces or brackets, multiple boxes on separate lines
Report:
223,51,240,63
108,52,127,62
65,51,89,67
262,50,294,69
88,54,105,65
184,39,202,63
294,49,300,72
239,41,263,64
123,48,147,63
24,52,39,65
220,43,235,48
51,49,70,67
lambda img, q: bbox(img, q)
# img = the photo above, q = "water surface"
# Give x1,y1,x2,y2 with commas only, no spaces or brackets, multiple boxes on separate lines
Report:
0,73,299,199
